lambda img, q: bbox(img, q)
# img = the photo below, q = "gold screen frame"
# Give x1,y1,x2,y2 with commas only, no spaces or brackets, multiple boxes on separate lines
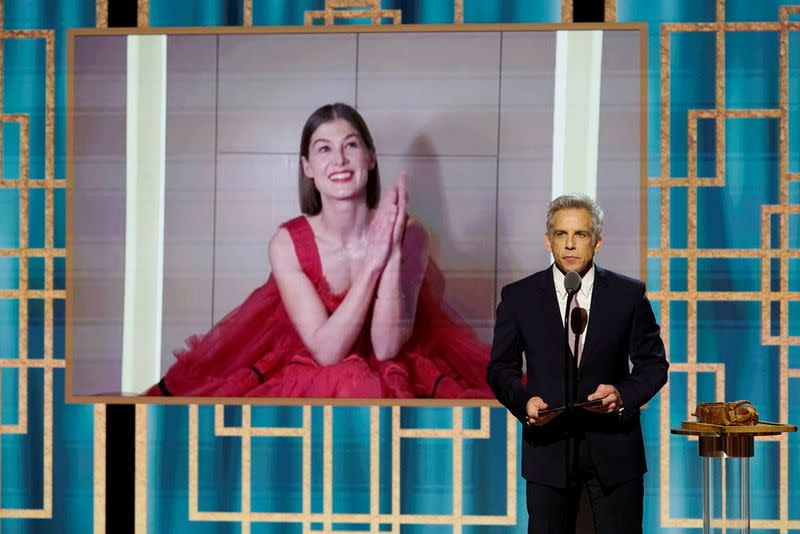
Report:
64,22,648,407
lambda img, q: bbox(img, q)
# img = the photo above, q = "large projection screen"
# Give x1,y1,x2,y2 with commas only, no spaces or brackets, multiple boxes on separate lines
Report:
66,25,645,404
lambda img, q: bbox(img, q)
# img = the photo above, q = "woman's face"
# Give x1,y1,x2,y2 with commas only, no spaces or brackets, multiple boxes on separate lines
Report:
301,118,375,204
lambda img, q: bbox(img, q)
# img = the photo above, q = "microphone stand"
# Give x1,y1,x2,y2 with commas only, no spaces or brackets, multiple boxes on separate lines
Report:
570,306,588,532
563,289,577,532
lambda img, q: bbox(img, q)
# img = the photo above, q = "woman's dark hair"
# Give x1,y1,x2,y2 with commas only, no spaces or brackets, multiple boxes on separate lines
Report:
298,103,381,215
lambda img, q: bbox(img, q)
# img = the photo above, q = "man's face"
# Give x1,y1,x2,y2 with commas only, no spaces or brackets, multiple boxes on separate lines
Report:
544,208,602,275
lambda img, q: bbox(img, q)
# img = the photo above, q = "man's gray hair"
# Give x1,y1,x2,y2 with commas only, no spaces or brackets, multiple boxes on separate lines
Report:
546,194,604,242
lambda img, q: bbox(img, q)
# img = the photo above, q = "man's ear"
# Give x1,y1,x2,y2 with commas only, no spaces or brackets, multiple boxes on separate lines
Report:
594,235,603,253
544,233,552,253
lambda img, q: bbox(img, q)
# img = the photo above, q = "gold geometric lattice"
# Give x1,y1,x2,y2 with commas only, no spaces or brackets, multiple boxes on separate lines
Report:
561,0,573,23
605,0,617,23
304,0,401,26
96,0,107,28
650,1,800,529
0,25,63,522
245,0,467,26
44,1,800,533
454,0,463,24
244,0,252,26
174,406,517,534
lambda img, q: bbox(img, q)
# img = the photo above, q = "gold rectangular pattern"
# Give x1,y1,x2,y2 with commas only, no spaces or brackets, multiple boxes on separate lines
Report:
185,405,517,529
653,0,800,528
0,27,60,523
304,0,400,25
0,0,793,532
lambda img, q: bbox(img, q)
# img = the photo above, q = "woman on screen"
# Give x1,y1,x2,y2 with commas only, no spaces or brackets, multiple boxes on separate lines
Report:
146,103,491,398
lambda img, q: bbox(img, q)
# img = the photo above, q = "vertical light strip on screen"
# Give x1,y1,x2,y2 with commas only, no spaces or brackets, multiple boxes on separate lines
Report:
551,30,603,199
121,35,167,394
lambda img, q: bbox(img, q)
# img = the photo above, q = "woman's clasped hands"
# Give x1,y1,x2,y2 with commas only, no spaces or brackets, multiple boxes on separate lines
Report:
364,173,409,275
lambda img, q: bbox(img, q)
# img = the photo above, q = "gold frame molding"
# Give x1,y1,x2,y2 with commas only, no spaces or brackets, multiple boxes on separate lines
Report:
64,22,649,409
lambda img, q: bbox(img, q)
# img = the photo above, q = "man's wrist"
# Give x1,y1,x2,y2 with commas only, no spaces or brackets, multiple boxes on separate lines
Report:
613,385,624,413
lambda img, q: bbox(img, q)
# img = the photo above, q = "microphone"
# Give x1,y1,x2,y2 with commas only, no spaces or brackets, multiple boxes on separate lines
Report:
564,270,582,295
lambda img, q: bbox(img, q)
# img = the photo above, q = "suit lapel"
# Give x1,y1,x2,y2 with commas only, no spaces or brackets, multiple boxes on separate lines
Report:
539,265,565,341
578,265,609,370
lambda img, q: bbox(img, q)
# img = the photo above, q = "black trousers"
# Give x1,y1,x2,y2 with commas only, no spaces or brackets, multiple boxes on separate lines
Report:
525,436,643,534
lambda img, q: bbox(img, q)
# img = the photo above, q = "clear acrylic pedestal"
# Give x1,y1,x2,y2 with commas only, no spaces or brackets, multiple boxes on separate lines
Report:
672,421,796,534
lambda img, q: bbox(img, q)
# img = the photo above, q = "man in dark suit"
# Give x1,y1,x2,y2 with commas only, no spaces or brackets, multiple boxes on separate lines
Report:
487,194,668,534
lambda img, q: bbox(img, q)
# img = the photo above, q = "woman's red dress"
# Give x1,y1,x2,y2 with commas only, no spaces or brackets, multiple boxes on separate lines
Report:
145,216,492,398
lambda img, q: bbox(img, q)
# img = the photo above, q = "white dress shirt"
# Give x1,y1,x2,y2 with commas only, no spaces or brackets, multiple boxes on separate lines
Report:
552,264,595,331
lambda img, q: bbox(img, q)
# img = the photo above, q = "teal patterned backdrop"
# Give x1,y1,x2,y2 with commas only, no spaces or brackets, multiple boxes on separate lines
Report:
0,0,798,532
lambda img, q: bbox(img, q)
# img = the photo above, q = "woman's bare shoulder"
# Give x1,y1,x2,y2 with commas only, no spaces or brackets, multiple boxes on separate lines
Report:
268,226,299,272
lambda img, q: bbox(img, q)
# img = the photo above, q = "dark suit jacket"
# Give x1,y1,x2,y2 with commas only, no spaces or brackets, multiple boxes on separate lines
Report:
487,265,668,488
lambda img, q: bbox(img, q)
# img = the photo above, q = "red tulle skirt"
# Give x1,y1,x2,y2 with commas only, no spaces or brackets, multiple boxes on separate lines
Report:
145,217,492,399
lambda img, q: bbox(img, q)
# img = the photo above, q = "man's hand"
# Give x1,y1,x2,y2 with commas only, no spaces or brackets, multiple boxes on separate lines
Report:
585,384,623,413
525,396,559,426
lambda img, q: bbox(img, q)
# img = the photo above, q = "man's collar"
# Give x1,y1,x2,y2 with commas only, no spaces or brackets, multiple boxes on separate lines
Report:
552,263,595,299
